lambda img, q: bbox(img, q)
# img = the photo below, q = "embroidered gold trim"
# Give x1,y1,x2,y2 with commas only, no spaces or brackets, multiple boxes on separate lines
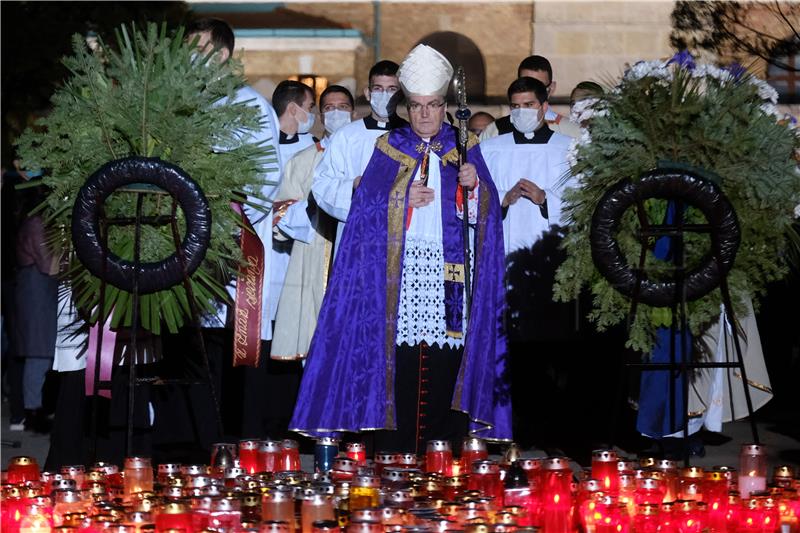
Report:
732,371,773,394
441,132,479,166
382,133,418,429
376,133,417,169
444,262,465,283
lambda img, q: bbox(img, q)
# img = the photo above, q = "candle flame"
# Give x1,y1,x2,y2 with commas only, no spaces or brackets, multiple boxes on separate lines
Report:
604,476,611,489
553,494,560,504
14,510,21,521
616,526,622,532
687,519,694,526
747,518,754,525
748,470,756,477
764,517,771,524
604,517,611,525
712,502,719,510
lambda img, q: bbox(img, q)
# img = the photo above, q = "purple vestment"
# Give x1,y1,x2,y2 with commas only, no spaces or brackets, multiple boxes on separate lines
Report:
289,124,512,441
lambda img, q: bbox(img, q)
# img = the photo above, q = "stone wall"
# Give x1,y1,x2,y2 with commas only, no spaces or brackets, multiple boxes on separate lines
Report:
533,1,675,98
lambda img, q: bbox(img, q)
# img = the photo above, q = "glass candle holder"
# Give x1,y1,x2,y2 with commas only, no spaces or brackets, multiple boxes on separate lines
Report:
259,440,281,474
7,456,41,485
279,439,302,472
315,438,339,474
241,492,262,523
674,499,705,533
655,460,679,503
396,453,417,469
739,444,767,498
156,463,181,486
469,461,503,505
633,503,660,533
123,457,153,502
18,500,53,533
540,457,573,533
678,466,704,501
239,439,261,475
426,441,453,476
52,489,88,526
591,450,619,495
61,465,85,490
332,458,359,483
345,443,366,466
302,494,336,533
208,497,241,531
263,487,296,526
373,453,399,477
461,438,489,469
350,475,380,511
154,501,193,532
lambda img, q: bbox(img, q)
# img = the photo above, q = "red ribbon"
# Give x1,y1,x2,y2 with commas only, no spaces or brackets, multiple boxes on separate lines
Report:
232,203,265,367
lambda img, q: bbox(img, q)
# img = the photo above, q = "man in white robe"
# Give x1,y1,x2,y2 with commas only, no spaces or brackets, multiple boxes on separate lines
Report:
480,77,572,258
480,76,575,450
480,55,581,141
311,61,408,248
270,85,354,361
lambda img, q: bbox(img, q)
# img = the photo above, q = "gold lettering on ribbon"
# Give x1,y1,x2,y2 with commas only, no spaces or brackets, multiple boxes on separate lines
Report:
232,206,265,367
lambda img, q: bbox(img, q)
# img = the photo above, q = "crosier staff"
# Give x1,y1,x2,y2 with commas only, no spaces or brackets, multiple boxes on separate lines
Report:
453,66,472,319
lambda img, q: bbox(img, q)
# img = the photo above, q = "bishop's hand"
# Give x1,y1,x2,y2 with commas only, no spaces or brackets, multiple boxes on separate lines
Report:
458,163,478,190
408,180,435,208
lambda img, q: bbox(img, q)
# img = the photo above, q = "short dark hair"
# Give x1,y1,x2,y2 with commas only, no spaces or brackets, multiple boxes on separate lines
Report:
187,18,235,58
368,60,400,87
507,77,549,105
320,85,355,109
517,55,553,83
272,80,314,117
469,111,495,123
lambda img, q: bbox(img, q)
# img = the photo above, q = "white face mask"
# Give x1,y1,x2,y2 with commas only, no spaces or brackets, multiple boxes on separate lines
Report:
510,108,541,134
370,90,396,119
296,107,315,134
323,109,351,136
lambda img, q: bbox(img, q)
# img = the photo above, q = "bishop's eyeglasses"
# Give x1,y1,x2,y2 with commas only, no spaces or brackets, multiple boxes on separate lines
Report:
407,100,447,113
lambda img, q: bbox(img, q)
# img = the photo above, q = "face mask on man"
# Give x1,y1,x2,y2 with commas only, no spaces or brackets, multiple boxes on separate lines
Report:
323,109,351,136
510,108,541,134
296,106,315,134
370,90,396,119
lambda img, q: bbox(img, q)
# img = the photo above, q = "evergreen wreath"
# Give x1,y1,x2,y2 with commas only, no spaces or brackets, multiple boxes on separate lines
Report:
554,51,800,353
17,22,278,334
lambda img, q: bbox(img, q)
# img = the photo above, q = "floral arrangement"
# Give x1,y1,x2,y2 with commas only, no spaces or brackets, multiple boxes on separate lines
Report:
554,51,800,353
17,23,278,334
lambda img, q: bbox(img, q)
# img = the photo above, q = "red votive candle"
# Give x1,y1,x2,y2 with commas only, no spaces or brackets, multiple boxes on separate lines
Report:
678,467,704,501
469,460,503,505
279,439,301,472
674,499,705,533
155,501,193,532
396,453,417,469
541,457,573,533
7,456,40,485
345,442,366,466
426,440,452,476
634,503,661,533
374,452,399,477
461,437,489,468
658,502,679,533
592,450,619,495
331,457,358,482
239,439,261,474
259,440,281,473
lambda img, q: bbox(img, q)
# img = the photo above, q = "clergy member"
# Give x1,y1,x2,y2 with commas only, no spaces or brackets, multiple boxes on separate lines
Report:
480,77,572,256
481,56,581,141
270,85,355,361
290,44,512,452
311,61,408,248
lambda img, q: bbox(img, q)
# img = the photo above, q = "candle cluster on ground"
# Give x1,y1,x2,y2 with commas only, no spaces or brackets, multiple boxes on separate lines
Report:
1,441,798,532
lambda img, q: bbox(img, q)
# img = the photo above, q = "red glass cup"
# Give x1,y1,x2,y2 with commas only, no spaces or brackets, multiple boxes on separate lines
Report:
279,439,302,472
239,439,261,474
259,440,281,473
7,456,40,485
426,440,452,476
461,437,489,468
345,443,366,465
592,450,619,495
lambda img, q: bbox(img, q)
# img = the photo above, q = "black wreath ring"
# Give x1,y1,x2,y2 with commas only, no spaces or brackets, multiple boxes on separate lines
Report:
71,156,211,294
590,168,740,307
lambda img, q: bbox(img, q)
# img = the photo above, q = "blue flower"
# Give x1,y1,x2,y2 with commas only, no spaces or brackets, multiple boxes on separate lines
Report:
668,50,696,70
724,62,747,80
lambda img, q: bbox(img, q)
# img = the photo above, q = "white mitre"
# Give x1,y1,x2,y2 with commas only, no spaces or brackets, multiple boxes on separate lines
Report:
398,44,454,97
